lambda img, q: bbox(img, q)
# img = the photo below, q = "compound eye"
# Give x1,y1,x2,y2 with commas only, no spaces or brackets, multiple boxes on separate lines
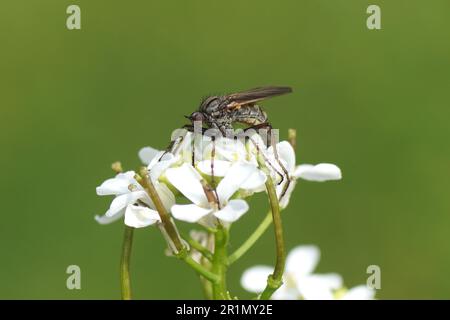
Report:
191,112,205,122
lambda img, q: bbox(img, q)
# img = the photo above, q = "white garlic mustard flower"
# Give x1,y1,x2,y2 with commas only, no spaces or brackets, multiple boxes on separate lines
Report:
95,170,174,228
266,141,342,208
241,245,375,300
166,162,265,224
98,130,342,227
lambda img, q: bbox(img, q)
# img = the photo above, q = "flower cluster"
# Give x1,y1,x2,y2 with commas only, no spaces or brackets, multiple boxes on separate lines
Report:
241,245,375,300
95,130,342,228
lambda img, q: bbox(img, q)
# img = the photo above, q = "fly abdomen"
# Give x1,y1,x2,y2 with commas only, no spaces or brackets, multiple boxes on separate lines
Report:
230,105,268,126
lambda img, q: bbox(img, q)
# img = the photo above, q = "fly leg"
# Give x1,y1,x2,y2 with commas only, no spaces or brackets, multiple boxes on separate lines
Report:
210,135,221,208
242,123,285,184
183,124,209,166
159,133,185,164
184,124,221,205
244,122,291,199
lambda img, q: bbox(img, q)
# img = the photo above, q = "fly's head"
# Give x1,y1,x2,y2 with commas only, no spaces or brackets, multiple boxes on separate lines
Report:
186,111,206,123
186,95,223,129
199,96,222,114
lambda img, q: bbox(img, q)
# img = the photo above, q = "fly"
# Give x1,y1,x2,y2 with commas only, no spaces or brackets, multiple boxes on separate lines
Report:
183,86,293,199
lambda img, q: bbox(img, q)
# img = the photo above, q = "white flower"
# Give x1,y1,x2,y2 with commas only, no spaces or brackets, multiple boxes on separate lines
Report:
337,285,376,300
266,141,342,208
101,131,341,226
139,146,180,180
166,162,266,224
136,135,267,225
202,136,253,163
241,245,374,300
95,171,174,228
197,137,267,194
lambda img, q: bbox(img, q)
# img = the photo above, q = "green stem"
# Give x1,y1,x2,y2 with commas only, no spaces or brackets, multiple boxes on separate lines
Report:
200,275,213,300
211,226,229,299
138,168,184,252
257,155,286,300
228,211,273,265
200,233,214,300
182,232,213,261
120,226,134,300
182,255,220,283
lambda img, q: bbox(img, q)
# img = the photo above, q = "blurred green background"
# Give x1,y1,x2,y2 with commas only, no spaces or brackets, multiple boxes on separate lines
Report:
1,0,449,299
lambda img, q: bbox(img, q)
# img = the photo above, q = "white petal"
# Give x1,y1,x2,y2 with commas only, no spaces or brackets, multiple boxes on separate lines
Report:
95,209,125,224
191,134,212,162
148,153,179,181
298,273,343,300
216,162,258,203
277,179,297,209
294,163,342,182
197,160,231,177
169,129,191,157
213,138,247,162
124,205,161,228
138,147,160,165
171,204,212,223
165,163,208,206
271,285,299,300
240,265,273,293
268,141,296,173
96,171,136,196
342,285,376,300
246,133,268,156
106,191,148,217
286,245,320,277
241,169,267,190
154,182,175,211
214,199,249,222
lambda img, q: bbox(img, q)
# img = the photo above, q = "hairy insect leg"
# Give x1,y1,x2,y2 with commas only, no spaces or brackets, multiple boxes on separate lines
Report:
184,124,221,206
183,124,207,166
208,135,223,210
244,123,291,199
243,124,285,184
160,134,184,162
247,135,286,189
267,125,291,198
191,134,195,166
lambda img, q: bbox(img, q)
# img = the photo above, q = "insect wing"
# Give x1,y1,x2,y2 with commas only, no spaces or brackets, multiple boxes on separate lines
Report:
224,86,292,109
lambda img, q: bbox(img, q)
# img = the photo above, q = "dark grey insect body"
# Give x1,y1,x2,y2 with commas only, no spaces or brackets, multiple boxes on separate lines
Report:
188,86,291,135
229,105,268,127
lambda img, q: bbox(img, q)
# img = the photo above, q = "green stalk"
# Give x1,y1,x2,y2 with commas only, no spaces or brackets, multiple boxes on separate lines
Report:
257,155,286,300
183,255,220,283
138,168,184,252
199,248,214,299
211,226,229,299
229,127,296,265
120,225,134,300
182,232,213,261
